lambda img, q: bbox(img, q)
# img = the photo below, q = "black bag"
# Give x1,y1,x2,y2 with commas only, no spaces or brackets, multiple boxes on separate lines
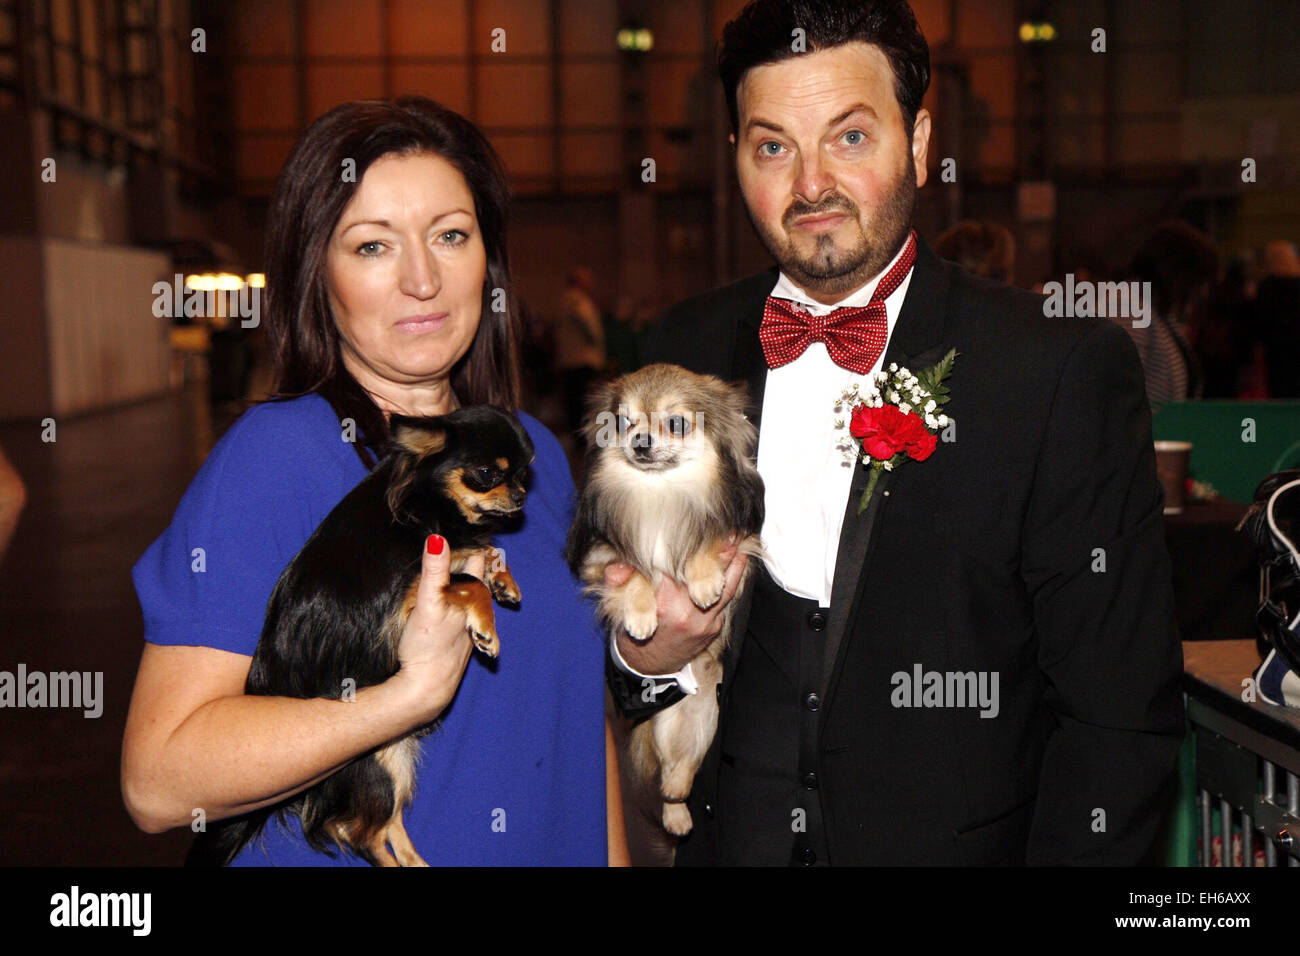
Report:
1239,471,1300,704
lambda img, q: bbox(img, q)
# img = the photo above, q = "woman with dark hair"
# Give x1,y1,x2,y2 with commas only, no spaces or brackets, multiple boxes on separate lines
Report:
121,97,624,865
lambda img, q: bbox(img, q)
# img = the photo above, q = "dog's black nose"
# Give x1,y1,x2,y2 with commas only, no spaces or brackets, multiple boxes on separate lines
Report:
630,432,652,451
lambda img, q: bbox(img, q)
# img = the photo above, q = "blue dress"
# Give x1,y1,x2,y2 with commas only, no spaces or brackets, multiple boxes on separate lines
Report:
131,393,607,865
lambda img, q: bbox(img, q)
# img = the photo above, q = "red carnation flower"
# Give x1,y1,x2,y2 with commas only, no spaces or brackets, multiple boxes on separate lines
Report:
849,404,935,462
907,428,937,461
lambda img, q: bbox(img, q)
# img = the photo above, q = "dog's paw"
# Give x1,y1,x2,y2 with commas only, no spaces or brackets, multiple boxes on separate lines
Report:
489,575,521,608
622,606,659,642
662,801,694,837
444,576,500,658
468,624,499,659
686,571,725,610
684,551,727,610
465,603,500,657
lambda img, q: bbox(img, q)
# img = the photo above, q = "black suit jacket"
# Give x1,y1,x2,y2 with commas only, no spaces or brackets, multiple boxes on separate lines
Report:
630,234,1185,865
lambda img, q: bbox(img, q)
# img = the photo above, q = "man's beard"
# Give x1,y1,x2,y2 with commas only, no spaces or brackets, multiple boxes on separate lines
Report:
747,152,916,300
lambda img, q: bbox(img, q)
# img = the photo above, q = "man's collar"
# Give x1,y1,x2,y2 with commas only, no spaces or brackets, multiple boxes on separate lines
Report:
730,231,953,430
769,230,915,313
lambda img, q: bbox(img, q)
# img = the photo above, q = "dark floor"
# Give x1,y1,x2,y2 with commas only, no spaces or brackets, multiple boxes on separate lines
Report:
0,386,246,865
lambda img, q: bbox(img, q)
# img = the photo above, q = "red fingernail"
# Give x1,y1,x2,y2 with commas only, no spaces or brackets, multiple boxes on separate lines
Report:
427,533,445,555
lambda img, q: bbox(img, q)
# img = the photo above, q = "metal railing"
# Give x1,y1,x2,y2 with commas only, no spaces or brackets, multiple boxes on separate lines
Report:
1188,689,1300,866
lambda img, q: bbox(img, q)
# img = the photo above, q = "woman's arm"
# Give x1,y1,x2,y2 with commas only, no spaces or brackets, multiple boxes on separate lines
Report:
121,539,479,834
605,714,630,866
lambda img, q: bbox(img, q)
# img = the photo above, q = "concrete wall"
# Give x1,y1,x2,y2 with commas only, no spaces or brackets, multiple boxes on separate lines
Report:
42,240,172,417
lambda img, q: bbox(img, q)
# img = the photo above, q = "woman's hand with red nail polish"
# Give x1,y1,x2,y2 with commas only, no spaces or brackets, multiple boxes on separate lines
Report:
392,533,473,723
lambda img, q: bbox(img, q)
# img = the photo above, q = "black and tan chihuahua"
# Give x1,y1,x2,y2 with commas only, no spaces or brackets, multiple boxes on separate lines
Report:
198,405,534,867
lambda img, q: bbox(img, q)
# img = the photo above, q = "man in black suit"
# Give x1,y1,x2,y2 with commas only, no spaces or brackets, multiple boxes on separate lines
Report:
605,0,1184,865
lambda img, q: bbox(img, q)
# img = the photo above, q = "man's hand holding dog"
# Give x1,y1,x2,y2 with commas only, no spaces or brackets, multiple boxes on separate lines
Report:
605,539,748,675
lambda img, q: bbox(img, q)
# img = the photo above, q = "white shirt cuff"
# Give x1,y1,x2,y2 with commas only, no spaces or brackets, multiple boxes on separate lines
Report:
608,635,699,695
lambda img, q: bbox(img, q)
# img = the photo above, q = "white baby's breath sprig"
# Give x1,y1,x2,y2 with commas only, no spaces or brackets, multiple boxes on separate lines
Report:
833,347,961,517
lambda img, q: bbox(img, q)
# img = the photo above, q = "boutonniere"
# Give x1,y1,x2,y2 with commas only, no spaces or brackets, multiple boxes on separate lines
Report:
834,348,959,514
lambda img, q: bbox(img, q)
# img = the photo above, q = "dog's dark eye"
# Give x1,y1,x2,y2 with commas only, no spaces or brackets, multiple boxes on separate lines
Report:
665,414,690,437
462,465,502,492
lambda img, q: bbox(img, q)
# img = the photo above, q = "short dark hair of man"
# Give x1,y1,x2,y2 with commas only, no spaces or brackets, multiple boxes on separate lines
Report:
718,0,931,139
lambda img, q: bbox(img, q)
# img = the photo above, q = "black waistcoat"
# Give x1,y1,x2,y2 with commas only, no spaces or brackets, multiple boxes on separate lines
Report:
716,561,832,866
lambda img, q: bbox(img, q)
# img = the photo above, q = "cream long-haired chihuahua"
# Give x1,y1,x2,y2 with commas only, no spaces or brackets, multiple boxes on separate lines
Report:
566,363,764,836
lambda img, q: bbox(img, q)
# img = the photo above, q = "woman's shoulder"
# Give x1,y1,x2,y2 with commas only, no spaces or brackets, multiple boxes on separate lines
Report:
206,393,359,481
153,391,364,575
132,393,366,652
223,392,342,447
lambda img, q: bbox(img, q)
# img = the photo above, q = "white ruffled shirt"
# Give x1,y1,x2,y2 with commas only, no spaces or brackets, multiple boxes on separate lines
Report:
611,242,914,691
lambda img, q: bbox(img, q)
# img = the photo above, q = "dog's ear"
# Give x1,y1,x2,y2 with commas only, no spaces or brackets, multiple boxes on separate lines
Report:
389,415,448,458
580,380,619,447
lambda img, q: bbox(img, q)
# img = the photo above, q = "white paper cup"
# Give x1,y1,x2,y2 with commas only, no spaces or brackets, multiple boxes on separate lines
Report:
1154,440,1193,515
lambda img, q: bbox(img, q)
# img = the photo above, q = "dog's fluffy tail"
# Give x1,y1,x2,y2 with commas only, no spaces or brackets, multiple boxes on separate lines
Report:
185,810,271,867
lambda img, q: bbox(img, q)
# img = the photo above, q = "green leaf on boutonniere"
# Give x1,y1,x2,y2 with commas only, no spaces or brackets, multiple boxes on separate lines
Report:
914,348,959,404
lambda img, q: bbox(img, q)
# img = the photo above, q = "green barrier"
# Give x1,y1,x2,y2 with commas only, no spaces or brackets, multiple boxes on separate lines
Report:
1151,401,1300,503
1162,727,1197,866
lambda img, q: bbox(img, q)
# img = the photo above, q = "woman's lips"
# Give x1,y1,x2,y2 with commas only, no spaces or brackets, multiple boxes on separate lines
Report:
395,313,449,333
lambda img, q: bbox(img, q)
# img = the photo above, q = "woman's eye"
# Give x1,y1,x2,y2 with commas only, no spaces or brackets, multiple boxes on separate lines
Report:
842,130,866,146
356,240,383,256
440,229,468,245
759,141,783,157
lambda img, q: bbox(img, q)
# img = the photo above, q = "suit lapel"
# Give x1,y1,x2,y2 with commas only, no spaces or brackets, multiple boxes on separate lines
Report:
721,267,778,682
819,236,955,714
731,274,774,430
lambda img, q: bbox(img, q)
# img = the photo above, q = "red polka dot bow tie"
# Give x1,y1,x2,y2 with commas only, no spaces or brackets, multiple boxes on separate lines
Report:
760,229,918,375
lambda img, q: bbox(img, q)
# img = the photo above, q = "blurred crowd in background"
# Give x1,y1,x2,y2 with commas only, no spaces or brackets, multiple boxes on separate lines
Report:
505,220,1300,439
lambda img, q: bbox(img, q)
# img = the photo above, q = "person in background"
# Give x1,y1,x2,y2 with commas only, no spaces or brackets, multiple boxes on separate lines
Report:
1202,253,1257,398
1257,240,1300,398
1120,220,1219,415
603,294,646,377
0,442,25,565
517,299,556,412
554,266,606,431
933,219,1016,284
